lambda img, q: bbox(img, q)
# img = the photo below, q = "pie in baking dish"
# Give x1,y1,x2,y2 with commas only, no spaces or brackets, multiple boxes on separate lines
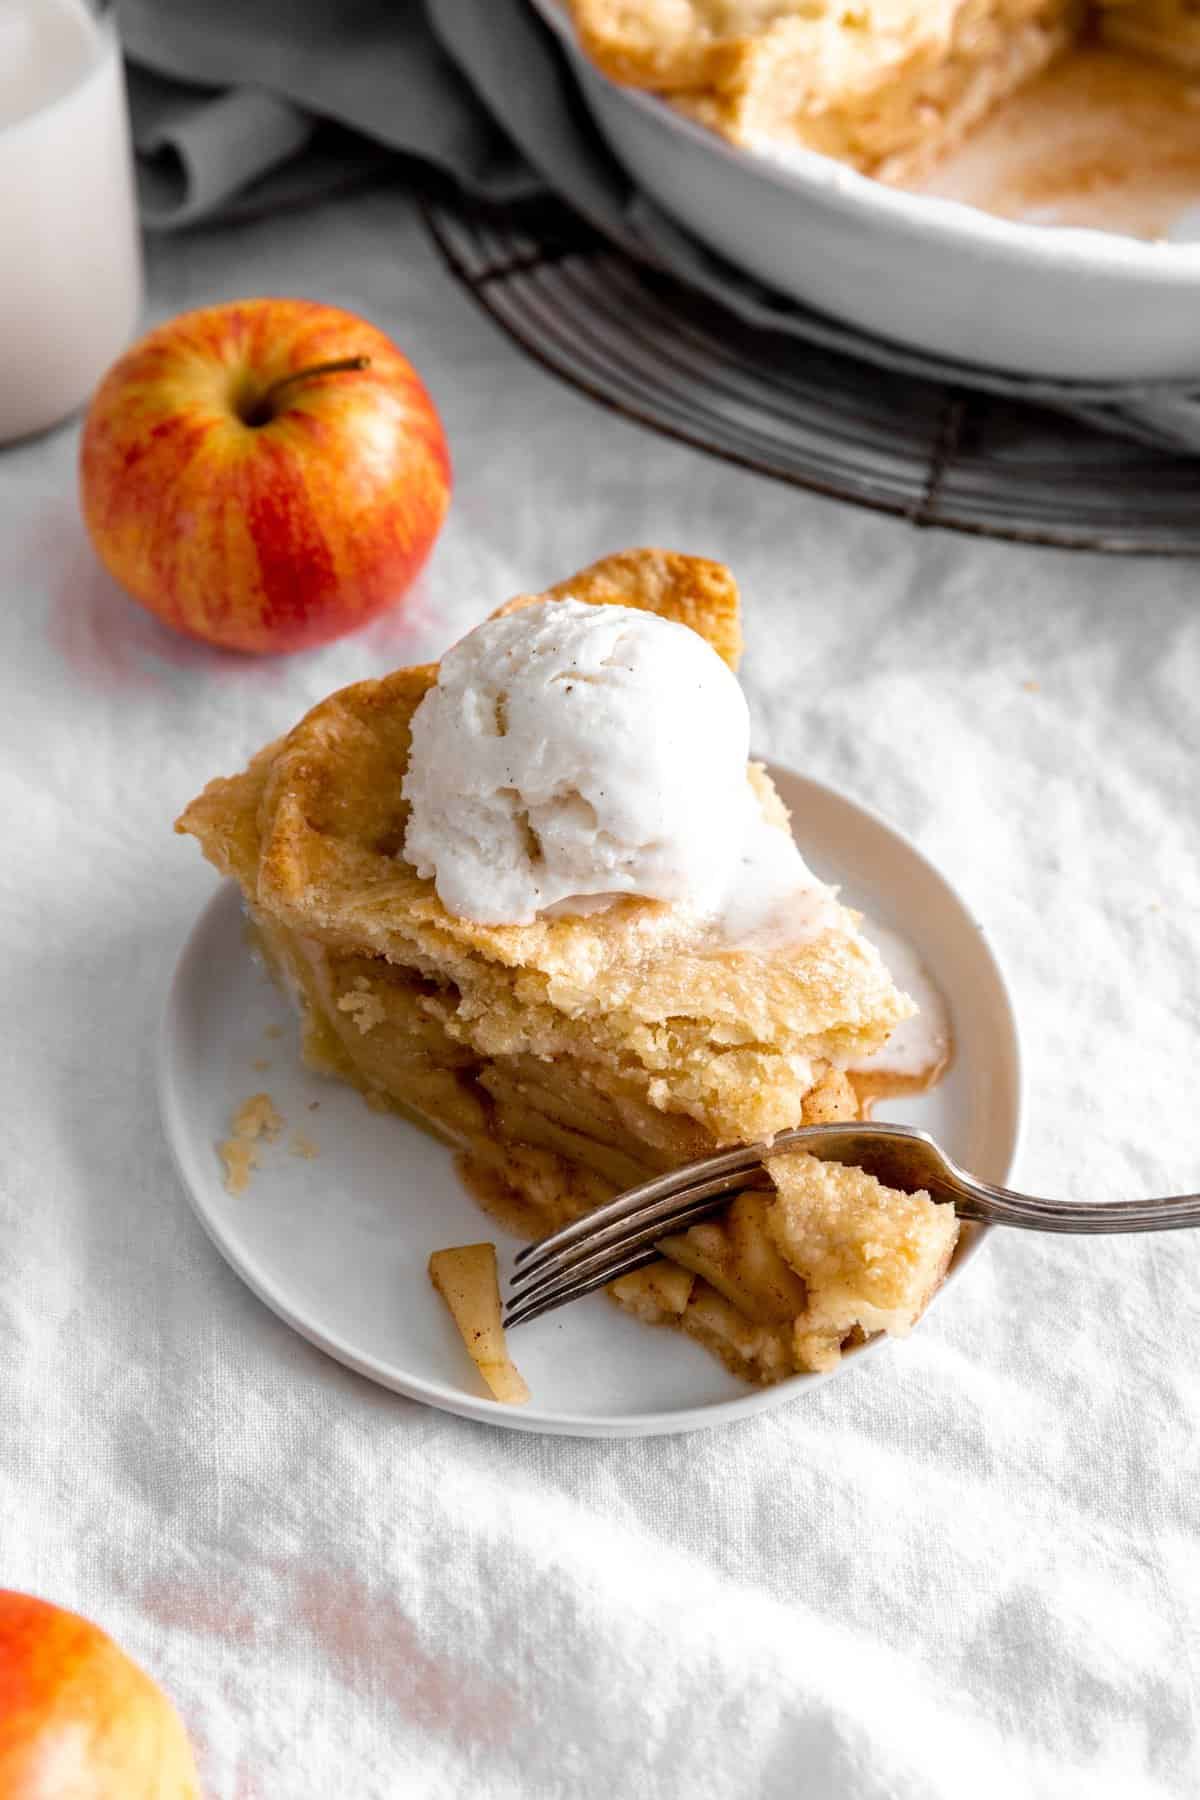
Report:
178,549,958,1382
568,0,1200,182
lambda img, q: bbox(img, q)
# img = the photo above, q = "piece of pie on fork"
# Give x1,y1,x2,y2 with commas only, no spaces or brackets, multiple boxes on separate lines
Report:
177,548,958,1384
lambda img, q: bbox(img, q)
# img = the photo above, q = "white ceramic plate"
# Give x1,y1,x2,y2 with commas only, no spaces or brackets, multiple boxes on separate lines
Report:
159,765,1022,1438
529,0,1200,382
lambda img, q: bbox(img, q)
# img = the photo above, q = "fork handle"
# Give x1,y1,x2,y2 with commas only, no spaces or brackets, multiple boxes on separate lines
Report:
956,1182,1200,1233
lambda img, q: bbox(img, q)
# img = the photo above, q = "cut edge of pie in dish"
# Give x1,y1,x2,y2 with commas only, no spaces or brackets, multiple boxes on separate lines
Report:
177,548,959,1386
567,0,1200,186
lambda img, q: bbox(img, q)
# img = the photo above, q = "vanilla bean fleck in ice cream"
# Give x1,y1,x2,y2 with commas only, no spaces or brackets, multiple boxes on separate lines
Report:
401,597,832,933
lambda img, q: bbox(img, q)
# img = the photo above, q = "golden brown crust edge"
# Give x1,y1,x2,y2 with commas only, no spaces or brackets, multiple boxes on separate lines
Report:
569,0,771,93
173,740,281,887
176,549,744,891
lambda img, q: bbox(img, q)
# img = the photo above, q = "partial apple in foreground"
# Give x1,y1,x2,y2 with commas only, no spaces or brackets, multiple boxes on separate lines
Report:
0,1589,200,1798
79,298,451,653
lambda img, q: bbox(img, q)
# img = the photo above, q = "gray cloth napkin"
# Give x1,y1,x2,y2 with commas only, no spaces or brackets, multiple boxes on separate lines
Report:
117,0,1200,455
119,0,536,225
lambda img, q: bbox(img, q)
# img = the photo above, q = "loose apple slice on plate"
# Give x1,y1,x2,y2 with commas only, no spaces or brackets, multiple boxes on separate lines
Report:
428,1243,530,1405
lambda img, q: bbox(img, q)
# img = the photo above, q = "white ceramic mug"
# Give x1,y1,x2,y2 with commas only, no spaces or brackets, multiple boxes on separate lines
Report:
0,0,143,443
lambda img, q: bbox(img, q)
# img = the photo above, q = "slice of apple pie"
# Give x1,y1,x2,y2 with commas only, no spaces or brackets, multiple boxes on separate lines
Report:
178,548,957,1381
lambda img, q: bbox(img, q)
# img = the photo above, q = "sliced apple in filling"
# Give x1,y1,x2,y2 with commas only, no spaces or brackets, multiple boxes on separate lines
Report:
661,1189,809,1326
428,1242,530,1404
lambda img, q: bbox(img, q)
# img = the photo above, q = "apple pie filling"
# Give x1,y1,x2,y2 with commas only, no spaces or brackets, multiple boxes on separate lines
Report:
568,0,1200,187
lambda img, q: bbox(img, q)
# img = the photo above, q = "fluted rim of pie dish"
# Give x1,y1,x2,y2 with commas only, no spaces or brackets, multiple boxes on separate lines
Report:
532,0,1200,279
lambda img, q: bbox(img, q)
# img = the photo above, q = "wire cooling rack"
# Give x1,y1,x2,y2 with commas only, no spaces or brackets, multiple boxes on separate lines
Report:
422,192,1199,556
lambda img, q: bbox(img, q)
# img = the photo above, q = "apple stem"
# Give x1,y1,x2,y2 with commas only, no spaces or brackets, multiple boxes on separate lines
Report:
244,355,372,425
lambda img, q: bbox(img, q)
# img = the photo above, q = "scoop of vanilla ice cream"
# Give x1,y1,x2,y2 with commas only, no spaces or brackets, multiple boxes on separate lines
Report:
402,597,784,926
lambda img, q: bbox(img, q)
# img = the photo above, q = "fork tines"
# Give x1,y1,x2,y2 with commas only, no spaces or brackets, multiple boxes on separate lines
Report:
503,1146,773,1330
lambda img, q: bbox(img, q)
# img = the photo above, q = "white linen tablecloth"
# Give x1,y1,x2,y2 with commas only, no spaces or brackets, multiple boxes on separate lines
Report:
2,189,1198,1800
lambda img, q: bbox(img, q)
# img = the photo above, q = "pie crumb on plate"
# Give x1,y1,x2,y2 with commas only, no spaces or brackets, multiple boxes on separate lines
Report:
218,1091,283,1196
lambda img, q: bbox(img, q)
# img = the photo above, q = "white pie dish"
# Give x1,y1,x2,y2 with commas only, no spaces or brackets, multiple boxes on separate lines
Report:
529,0,1200,382
158,764,1022,1439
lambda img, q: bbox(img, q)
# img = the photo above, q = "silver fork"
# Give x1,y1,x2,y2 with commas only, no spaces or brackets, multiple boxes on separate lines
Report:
503,1121,1200,1329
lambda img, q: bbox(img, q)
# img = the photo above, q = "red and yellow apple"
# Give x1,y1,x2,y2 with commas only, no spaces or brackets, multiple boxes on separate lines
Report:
0,1590,200,1797
79,298,451,653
